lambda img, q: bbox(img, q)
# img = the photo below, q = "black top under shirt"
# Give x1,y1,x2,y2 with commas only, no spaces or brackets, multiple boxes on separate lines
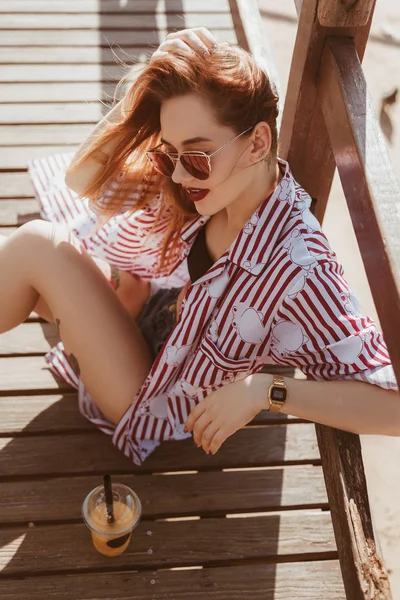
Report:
187,225,214,283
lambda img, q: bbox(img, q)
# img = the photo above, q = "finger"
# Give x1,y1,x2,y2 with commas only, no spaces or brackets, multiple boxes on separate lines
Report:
180,30,213,56
201,422,220,454
208,429,226,455
154,38,193,57
166,28,218,54
192,411,213,447
185,401,206,433
189,27,219,50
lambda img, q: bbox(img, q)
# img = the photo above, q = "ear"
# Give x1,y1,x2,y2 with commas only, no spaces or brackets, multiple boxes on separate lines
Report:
249,122,272,164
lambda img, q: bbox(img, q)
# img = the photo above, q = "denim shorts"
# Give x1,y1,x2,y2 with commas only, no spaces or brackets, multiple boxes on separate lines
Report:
137,286,182,363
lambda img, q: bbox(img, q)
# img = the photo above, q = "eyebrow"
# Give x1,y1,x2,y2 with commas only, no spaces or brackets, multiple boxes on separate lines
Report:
160,136,213,147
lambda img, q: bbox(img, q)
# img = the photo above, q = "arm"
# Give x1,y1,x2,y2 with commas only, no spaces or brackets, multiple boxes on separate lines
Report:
186,261,399,454
186,364,399,455
64,93,130,197
247,368,400,437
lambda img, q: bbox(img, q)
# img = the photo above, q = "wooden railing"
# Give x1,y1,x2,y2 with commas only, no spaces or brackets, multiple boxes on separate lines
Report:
230,0,400,598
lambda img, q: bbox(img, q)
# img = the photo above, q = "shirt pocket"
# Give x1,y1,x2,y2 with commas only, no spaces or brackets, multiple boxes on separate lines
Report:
199,335,253,373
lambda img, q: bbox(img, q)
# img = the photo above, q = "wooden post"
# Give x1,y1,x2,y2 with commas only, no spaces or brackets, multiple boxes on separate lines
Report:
279,0,376,224
318,0,375,27
315,426,392,599
278,1,396,598
318,36,400,383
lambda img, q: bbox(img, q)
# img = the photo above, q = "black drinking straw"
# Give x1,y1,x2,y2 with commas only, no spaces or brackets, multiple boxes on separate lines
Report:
103,474,115,524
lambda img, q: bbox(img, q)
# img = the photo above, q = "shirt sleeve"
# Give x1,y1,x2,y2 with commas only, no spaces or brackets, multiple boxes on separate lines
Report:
268,259,398,392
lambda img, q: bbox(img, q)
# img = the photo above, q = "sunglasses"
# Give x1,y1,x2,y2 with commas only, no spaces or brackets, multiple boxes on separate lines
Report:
145,126,254,181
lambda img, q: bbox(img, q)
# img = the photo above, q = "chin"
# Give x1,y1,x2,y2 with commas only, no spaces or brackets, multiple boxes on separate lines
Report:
194,203,219,217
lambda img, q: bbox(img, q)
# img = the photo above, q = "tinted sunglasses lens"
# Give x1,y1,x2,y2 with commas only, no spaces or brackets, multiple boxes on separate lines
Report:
180,154,210,180
148,152,174,177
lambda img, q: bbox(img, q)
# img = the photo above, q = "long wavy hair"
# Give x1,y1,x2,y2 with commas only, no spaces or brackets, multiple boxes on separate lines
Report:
72,43,279,272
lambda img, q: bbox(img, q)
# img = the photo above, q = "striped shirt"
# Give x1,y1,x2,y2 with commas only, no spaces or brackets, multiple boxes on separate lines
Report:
27,154,398,466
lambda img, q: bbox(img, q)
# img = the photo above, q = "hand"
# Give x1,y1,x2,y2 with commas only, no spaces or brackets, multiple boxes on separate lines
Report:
184,376,265,455
151,28,218,62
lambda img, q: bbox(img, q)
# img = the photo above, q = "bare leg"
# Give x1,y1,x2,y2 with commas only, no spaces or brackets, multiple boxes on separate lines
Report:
0,221,152,424
0,233,151,323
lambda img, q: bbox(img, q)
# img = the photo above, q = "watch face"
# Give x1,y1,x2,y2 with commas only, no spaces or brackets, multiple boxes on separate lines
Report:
271,387,287,402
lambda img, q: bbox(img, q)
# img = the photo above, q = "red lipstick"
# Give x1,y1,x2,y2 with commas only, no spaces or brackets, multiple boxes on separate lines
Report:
185,188,210,202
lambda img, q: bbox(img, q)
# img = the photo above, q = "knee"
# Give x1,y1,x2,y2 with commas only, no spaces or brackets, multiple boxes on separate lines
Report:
16,220,83,254
13,220,55,254
17,219,50,238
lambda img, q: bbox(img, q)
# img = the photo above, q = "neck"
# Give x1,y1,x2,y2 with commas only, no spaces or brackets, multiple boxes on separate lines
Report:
222,159,281,235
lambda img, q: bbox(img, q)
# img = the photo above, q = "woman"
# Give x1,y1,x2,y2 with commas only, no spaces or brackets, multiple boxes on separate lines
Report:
2,28,398,466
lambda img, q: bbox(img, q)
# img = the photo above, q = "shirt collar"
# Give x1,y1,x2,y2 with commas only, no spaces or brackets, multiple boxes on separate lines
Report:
180,158,297,275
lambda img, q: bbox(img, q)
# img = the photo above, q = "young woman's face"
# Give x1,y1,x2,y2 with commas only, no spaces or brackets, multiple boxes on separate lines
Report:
159,93,260,216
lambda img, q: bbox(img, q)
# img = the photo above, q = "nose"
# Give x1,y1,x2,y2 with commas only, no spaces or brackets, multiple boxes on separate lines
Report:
171,159,195,186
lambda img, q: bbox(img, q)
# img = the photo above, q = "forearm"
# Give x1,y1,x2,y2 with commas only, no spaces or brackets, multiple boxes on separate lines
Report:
65,96,128,195
242,372,400,436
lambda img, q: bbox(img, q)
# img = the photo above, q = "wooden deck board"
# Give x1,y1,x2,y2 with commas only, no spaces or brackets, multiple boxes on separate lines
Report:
0,467,328,524
0,147,78,170
0,1,345,598
0,427,321,476
0,102,108,124
0,392,304,434
0,200,40,225
0,29,237,46
1,13,233,30
0,47,151,64
0,0,231,13
0,562,345,600
0,512,337,575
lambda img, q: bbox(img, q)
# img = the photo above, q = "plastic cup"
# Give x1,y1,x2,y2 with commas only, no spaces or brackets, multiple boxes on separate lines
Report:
82,483,142,556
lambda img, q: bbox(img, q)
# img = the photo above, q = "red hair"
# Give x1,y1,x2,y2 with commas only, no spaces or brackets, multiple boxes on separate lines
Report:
72,43,279,272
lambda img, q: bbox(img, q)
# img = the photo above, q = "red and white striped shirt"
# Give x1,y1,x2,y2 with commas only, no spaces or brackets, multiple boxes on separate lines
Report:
28,154,398,466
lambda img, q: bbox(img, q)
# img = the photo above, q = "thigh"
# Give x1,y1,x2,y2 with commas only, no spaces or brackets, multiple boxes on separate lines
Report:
1,232,54,322
13,220,153,424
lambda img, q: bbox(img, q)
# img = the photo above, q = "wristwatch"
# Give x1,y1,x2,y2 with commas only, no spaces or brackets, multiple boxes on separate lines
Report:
267,375,288,412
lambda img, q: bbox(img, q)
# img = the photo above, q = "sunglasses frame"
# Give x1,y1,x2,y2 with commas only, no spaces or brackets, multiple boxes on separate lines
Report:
145,125,254,180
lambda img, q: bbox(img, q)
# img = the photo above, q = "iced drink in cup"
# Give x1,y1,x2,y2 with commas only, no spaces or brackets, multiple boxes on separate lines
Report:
82,478,142,556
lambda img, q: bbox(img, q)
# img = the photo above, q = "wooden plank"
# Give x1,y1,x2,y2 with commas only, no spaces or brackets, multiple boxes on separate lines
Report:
0,0,231,13
0,103,104,124
1,13,232,30
0,65,127,82
0,46,150,64
0,426,320,477
0,562,345,600
0,146,77,170
0,173,36,198
318,36,400,382
0,83,118,103
315,426,392,599
0,29,236,46
0,393,91,433
0,356,68,391
0,200,39,225
0,392,302,434
0,322,59,354
0,512,337,575
318,0,375,27
278,0,376,224
0,124,93,145
0,468,328,523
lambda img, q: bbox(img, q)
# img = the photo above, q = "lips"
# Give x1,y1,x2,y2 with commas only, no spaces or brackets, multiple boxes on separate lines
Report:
184,187,210,202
